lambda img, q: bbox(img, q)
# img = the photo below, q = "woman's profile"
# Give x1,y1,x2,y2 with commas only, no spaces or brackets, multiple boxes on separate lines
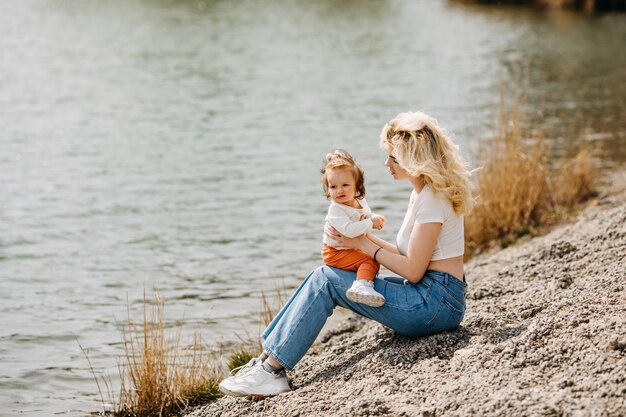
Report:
219,111,473,397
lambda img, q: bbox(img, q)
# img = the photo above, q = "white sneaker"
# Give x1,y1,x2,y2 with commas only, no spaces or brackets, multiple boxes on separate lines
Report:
346,279,385,307
219,361,291,397
228,356,261,377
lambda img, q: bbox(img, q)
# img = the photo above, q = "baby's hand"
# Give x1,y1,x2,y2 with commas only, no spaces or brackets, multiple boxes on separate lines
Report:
372,215,386,230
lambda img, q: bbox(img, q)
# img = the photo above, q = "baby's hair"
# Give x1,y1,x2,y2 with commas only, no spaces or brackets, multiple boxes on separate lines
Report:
320,149,366,200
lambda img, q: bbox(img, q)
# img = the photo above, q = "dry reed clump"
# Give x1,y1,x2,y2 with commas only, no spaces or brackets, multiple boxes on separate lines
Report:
465,99,596,255
99,285,290,416
548,146,595,207
115,291,221,417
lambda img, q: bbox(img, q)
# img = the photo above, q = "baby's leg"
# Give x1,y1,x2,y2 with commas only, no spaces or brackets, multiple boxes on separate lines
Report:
356,258,380,281
322,246,370,272
322,246,385,306
348,258,385,307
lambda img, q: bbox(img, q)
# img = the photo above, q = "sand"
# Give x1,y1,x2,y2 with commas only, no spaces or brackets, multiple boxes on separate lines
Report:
187,178,625,417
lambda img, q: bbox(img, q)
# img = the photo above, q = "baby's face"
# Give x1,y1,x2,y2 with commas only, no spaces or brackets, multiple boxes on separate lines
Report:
326,168,357,206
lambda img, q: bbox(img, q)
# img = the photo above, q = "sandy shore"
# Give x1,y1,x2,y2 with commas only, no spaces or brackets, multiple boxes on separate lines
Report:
187,176,625,417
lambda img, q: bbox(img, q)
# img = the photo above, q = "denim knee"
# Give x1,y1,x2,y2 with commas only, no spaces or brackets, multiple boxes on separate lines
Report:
310,266,331,291
318,266,357,289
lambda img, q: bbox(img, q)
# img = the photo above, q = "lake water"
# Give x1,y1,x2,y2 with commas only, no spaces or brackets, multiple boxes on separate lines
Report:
1,0,624,415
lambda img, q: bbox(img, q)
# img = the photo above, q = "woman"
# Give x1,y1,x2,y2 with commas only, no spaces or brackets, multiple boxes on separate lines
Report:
219,111,473,397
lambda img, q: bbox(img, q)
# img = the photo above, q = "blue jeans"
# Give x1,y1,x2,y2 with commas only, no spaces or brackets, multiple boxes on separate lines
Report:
262,266,467,369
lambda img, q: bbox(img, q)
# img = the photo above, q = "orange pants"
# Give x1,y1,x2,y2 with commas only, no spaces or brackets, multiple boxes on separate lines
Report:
321,244,380,281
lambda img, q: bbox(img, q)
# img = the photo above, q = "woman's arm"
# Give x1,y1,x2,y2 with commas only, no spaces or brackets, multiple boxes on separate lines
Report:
374,222,440,283
365,231,399,254
330,222,441,284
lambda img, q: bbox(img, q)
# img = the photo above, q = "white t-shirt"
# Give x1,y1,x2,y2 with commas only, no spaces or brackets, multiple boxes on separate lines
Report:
323,198,374,249
396,186,464,260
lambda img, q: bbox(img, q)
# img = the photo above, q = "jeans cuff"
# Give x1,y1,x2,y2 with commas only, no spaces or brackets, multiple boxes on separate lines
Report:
261,344,292,370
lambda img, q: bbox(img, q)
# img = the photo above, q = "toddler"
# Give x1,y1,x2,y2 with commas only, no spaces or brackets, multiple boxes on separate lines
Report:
320,149,386,307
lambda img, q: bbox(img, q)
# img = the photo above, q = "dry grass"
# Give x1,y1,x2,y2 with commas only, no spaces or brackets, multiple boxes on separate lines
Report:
260,283,288,328
548,145,595,208
97,284,291,417
217,283,291,374
225,284,290,371
114,291,221,417
465,92,596,255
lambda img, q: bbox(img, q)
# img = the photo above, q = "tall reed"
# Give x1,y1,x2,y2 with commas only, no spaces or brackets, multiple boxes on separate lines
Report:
548,145,595,208
465,91,596,255
115,291,221,417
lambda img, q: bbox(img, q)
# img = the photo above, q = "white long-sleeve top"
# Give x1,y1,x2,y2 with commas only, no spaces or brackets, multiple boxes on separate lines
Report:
323,198,376,249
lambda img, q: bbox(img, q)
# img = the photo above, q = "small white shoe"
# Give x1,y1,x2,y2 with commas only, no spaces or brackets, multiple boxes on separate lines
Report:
219,361,291,397
346,279,385,307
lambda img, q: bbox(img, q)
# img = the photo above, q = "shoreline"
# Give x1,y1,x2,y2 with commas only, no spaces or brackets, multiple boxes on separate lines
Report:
187,174,625,417
453,0,626,12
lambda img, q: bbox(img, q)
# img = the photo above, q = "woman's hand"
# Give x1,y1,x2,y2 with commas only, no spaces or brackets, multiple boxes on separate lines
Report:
326,225,369,251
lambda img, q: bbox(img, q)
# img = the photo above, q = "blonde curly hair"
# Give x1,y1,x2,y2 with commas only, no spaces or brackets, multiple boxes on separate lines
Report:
380,111,473,215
